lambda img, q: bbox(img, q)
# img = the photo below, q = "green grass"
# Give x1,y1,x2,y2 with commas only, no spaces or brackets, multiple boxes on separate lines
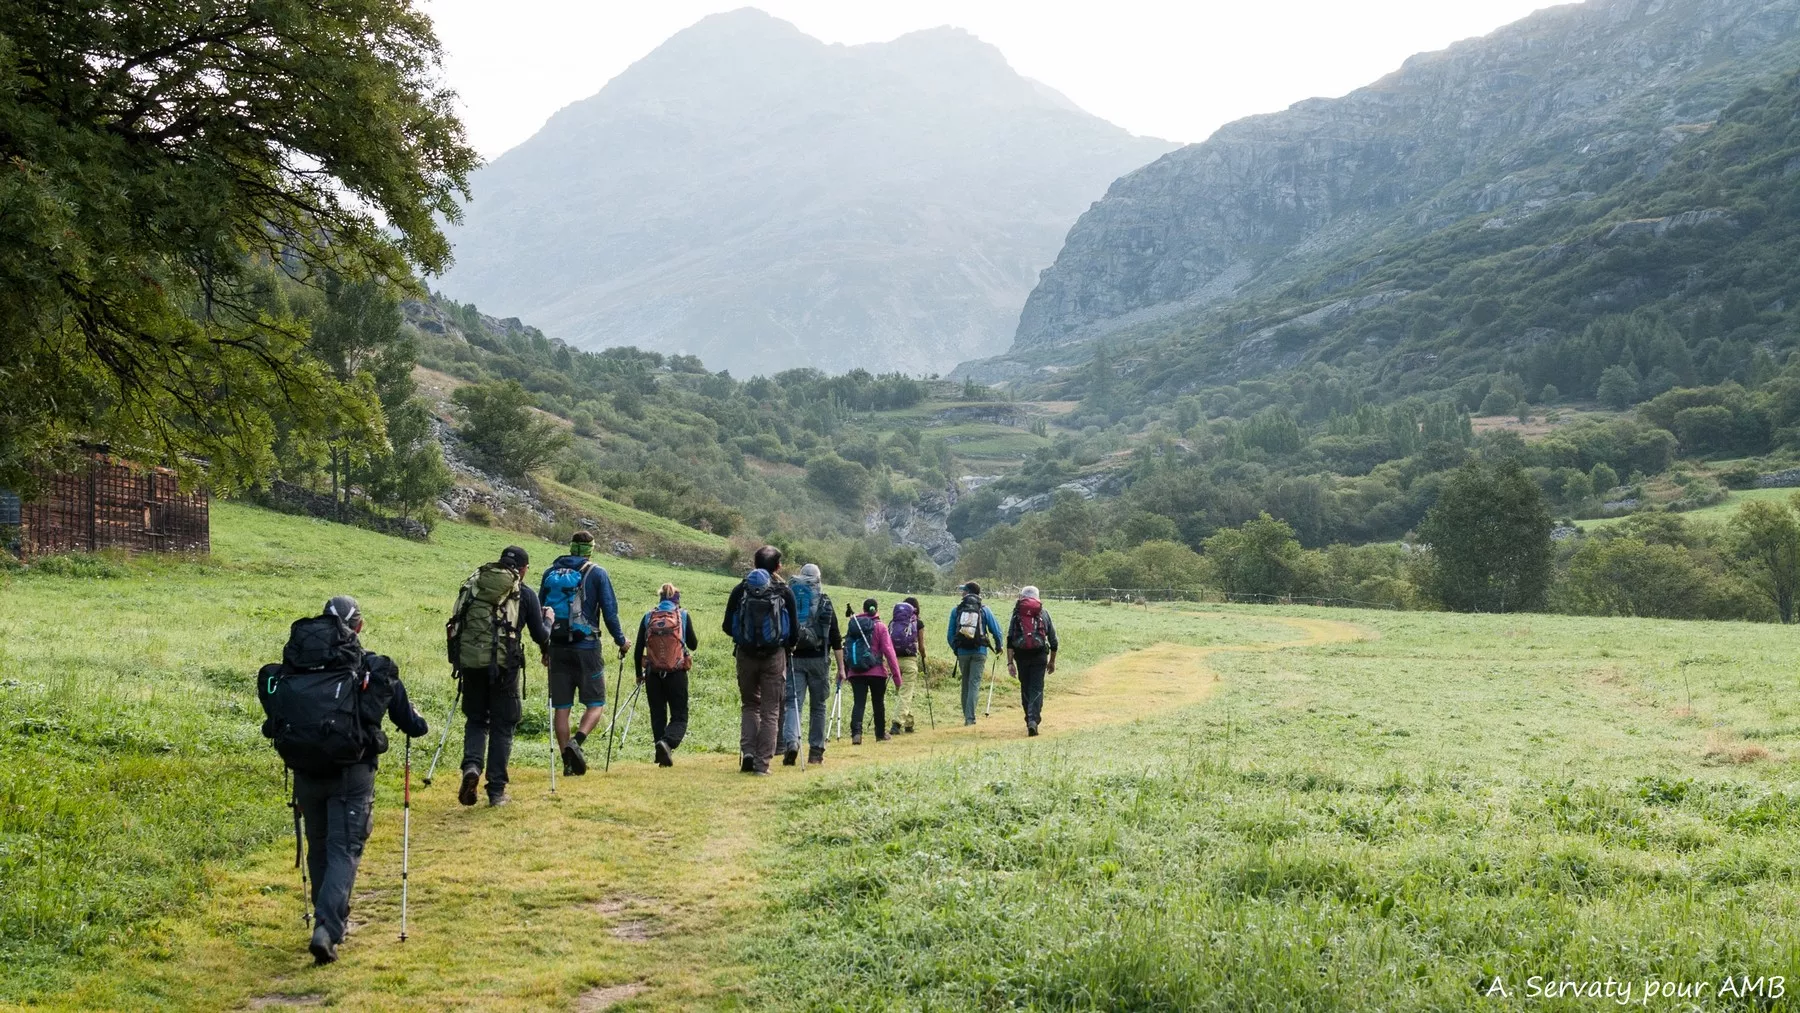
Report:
752,609,1800,1009
1583,486,1798,530
536,477,733,557
8,504,1800,1009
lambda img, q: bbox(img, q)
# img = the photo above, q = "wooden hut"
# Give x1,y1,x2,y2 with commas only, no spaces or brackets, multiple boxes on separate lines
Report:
6,454,209,557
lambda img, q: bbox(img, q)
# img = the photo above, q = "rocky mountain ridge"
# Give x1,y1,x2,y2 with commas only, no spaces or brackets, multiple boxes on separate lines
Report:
982,0,1800,378
437,8,1173,377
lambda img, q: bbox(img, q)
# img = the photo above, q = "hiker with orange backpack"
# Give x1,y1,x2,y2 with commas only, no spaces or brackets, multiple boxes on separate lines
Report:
634,583,698,766
1004,586,1059,737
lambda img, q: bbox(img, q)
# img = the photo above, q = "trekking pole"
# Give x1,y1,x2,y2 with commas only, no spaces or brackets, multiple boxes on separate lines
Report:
400,737,411,942
422,679,461,786
985,663,996,718
619,678,644,748
546,674,558,797
925,660,935,730
290,781,311,930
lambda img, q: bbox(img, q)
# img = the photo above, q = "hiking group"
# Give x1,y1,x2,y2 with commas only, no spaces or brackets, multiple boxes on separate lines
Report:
254,534,1058,964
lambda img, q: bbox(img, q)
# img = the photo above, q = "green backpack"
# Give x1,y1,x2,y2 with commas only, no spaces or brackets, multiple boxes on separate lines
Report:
447,563,524,673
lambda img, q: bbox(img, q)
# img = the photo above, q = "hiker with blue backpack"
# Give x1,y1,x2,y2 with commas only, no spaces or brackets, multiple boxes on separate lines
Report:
634,582,698,767
781,562,843,767
722,546,799,775
1004,586,1059,737
539,530,631,777
843,598,904,745
947,581,1004,726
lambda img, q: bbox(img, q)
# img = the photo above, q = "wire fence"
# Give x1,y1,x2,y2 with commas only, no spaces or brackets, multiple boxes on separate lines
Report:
997,586,1402,611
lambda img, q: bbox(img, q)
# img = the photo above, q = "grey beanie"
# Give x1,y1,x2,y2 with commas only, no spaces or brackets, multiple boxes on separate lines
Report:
325,595,361,624
799,563,822,581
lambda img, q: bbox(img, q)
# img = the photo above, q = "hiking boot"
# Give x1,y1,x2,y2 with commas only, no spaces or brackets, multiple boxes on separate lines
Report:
458,767,480,807
808,747,825,765
876,733,890,742
740,755,755,773
1027,722,1040,737
563,741,588,776
782,748,798,766
890,721,902,736
309,924,338,965
964,719,976,727
851,733,863,746
487,792,511,807
750,769,771,777
655,740,673,767
903,717,915,733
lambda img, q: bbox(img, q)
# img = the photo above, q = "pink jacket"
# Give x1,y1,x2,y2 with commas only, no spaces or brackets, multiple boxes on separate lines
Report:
845,614,903,687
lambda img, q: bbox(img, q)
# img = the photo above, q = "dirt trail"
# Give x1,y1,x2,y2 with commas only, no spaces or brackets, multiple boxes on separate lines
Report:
61,615,1363,1013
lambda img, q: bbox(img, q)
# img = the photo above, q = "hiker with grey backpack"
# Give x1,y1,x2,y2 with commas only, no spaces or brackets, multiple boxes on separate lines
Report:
446,546,552,807
946,582,1004,726
1004,586,1059,736
258,596,427,965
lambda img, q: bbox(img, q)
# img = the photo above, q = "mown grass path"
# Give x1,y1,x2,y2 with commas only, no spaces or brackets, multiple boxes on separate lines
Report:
45,616,1362,1012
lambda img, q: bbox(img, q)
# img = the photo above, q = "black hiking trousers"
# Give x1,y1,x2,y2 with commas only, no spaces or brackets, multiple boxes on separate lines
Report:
849,676,887,739
1014,650,1049,725
644,669,689,751
293,762,377,945
461,666,521,798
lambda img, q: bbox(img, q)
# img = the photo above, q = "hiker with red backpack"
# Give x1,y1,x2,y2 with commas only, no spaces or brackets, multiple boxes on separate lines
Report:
540,530,631,777
258,596,428,965
843,598,903,745
888,597,927,734
781,562,843,767
946,581,1004,726
721,546,799,774
634,582,698,767
1004,586,1060,736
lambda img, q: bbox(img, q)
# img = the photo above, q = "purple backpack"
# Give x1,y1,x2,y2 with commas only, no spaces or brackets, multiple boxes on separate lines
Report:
889,602,920,657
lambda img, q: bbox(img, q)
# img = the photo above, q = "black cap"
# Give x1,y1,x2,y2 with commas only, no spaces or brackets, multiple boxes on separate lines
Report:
499,545,529,570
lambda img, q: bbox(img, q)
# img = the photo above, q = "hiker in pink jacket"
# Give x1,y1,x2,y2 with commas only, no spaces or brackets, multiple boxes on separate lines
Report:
842,598,902,745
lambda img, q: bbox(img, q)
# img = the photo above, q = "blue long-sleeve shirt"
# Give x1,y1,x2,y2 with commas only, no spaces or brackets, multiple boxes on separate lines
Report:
542,555,627,649
946,603,1004,657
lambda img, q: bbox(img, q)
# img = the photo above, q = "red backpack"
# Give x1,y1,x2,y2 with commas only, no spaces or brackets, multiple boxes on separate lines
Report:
1011,598,1049,651
645,606,690,671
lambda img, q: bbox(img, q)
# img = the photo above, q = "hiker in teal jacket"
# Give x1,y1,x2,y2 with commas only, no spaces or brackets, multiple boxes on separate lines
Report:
944,581,1004,725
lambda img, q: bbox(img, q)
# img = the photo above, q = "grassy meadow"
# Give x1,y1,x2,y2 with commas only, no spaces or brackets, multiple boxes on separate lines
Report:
3,504,1798,1010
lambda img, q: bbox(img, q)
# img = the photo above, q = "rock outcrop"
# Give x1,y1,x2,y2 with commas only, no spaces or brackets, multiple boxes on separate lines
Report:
1006,0,1800,356
438,9,1172,377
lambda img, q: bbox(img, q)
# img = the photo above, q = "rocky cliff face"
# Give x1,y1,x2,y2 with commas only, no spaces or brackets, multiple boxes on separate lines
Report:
1007,0,1800,356
438,9,1173,377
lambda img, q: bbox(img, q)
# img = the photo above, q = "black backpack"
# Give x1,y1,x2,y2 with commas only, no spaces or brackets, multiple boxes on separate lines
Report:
953,594,989,650
258,616,379,774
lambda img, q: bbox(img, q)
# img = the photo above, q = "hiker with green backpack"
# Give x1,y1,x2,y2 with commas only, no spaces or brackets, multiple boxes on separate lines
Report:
780,562,843,767
447,546,552,807
539,530,631,777
946,581,1004,726
257,596,427,965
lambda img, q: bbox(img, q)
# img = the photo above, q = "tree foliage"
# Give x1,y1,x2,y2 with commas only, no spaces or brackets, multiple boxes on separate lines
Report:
1729,496,1800,623
0,0,477,490
1418,461,1553,612
452,380,569,480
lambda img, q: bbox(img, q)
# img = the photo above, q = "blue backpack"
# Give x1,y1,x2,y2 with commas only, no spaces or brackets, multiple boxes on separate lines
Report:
791,581,831,653
845,615,876,672
541,561,594,644
731,570,790,653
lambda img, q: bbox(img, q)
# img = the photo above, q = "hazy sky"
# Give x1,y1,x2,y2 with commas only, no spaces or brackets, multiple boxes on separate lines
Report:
422,1,1566,159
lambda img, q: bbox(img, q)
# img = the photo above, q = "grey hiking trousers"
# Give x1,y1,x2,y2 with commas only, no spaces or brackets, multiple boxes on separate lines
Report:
293,763,377,945
780,654,831,753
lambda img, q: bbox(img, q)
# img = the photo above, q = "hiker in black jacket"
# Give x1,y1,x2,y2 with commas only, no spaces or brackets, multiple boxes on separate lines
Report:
1003,586,1059,736
258,596,427,965
720,546,799,774
451,545,552,807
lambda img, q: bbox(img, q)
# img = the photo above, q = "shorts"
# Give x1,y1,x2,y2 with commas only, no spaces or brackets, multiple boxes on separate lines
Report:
547,645,606,709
